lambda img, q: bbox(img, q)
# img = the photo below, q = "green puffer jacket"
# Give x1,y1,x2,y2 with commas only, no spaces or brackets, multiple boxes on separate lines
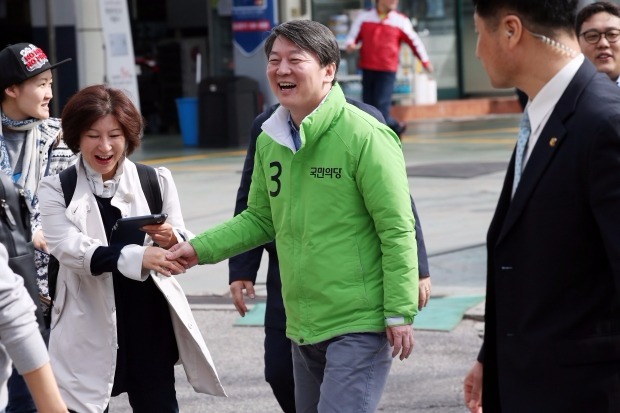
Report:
191,84,418,344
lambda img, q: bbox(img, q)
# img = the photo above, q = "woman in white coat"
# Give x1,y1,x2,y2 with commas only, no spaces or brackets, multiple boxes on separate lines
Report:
38,85,226,413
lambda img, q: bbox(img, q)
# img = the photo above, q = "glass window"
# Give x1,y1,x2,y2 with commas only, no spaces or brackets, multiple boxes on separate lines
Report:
400,0,459,97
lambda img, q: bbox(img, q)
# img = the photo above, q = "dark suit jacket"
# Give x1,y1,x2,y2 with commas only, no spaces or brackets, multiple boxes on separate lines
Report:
229,97,429,330
481,60,620,413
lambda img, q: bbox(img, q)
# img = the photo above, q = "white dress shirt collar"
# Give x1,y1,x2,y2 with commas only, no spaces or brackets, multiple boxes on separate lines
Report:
523,54,584,165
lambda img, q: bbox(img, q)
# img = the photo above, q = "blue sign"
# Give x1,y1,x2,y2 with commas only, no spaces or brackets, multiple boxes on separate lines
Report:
232,0,277,56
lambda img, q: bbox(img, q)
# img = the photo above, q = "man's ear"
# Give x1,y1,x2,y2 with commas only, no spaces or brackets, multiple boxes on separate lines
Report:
325,62,336,83
502,14,523,44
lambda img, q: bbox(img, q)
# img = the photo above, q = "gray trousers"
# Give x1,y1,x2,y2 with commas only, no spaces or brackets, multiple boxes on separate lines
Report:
292,333,392,413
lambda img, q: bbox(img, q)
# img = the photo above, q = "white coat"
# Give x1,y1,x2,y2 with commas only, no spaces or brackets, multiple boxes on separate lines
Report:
38,157,226,413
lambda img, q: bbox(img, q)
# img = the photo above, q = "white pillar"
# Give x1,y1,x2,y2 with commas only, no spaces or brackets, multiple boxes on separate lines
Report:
73,0,105,88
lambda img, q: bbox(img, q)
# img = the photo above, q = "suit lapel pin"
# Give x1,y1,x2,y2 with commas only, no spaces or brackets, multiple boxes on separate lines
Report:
549,137,558,147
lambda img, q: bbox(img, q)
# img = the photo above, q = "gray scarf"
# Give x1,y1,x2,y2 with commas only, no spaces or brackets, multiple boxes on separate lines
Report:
0,110,47,206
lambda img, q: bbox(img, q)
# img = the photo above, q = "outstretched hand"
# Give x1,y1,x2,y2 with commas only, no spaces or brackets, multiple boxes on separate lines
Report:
142,246,186,277
166,241,199,269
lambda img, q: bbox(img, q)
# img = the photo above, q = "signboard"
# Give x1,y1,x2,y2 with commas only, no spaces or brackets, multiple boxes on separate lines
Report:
97,0,140,109
232,0,277,56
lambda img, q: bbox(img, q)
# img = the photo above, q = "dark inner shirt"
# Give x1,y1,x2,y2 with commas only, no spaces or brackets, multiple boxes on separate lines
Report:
90,196,178,394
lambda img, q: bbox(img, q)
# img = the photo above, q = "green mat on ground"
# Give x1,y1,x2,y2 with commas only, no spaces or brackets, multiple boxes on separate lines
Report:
414,295,484,331
234,296,485,332
234,302,268,326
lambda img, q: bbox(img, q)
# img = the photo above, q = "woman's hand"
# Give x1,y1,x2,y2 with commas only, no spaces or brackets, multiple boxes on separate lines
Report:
141,223,178,249
33,229,48,253
142,246,186,276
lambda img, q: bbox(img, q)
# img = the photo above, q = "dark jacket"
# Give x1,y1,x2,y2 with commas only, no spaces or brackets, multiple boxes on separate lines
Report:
481,60,620,412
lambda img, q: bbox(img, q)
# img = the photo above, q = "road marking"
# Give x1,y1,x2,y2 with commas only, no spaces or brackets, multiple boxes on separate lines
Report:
403,137,516,144
402,126,516,137
166,165,238,172
401,127,518,144
140,127,517,165
140,150,246,165
402,128,519,143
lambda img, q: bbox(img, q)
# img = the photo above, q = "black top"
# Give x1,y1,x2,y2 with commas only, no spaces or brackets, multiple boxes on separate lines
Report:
91,196,178,394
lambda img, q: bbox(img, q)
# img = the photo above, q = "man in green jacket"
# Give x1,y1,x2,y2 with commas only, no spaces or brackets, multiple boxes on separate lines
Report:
168,19,418,413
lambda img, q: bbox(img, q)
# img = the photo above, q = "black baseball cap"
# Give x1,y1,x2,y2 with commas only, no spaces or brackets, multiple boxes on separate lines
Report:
0,43,72,91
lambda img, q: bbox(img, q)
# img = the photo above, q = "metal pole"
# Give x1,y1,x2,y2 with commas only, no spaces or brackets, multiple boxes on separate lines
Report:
45,0,60,117
206,0,214,77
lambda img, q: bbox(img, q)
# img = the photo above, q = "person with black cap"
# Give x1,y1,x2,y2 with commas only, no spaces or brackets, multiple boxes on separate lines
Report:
0,42,76,413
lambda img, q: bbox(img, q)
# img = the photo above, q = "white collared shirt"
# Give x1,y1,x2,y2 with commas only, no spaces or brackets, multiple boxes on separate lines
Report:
523,54,584,167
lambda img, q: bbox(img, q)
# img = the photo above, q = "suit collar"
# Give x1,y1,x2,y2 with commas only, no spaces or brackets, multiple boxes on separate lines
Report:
495,60,598,245
526,54,584,146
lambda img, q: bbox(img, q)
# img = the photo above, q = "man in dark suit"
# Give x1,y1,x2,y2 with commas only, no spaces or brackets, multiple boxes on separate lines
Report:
464,1,620,412
229,98,431,413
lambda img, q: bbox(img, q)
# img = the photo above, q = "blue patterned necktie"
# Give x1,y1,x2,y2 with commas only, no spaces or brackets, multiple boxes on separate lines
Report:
512,109,531,195
291,128,302,151
288,116,302,151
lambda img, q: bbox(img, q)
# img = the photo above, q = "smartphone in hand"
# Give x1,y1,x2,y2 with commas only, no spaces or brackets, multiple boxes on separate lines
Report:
109,213,168,247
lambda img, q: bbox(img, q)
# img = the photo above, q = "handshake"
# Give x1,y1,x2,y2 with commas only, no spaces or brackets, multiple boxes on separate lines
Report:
143,242,199,277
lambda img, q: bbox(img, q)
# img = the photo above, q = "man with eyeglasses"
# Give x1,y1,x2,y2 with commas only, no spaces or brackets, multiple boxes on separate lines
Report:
576,1,620,86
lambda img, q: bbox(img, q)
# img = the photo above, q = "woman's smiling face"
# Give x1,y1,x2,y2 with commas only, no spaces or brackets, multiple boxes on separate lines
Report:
79,114,126,181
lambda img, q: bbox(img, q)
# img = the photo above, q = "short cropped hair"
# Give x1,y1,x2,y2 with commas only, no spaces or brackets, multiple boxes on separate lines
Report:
473,0,578,36
576,1,620,35
264,20,340,85
61,85,143,155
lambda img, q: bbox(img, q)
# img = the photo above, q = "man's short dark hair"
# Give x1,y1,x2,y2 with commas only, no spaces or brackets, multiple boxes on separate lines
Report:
473,0,578,36
576,1,620,35
264,20,340,85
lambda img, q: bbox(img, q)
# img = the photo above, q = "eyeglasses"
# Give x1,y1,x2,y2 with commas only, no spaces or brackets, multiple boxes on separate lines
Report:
580,29,620,44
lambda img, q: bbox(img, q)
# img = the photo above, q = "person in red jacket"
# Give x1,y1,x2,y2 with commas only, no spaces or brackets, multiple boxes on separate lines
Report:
345,0,434,137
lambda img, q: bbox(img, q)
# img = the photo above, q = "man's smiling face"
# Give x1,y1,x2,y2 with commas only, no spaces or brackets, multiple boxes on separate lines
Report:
266,36,335,125
579,11,620,82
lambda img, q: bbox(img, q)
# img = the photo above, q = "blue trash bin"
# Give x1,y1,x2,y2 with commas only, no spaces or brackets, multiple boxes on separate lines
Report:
175,97,198,147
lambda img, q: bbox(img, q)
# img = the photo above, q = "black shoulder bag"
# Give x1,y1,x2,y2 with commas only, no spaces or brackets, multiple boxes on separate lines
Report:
0,173,45,332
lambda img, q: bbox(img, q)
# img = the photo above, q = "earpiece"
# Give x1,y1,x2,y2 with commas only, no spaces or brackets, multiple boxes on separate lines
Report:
507,31,514,37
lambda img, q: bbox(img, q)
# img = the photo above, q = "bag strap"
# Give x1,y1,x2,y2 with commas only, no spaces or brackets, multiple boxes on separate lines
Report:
135,163,163,214
58,163,162,214
58,165,77,207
